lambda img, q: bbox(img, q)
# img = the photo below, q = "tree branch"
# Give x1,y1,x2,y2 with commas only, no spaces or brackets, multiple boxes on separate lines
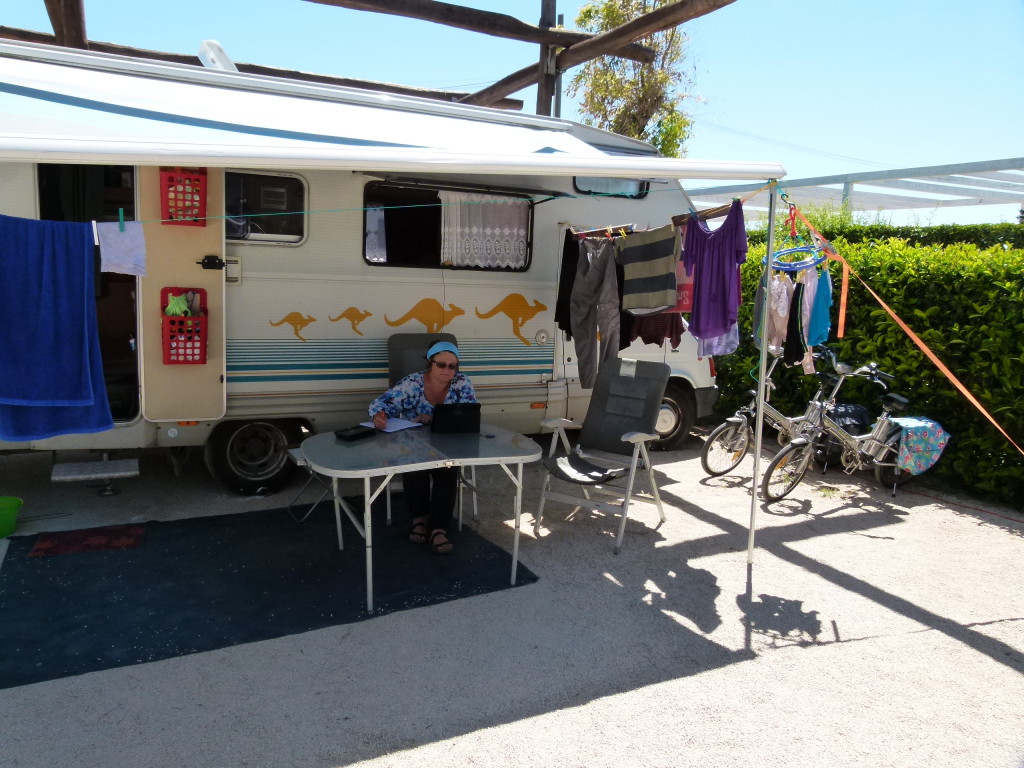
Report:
302,0,655,63
460,0,736,107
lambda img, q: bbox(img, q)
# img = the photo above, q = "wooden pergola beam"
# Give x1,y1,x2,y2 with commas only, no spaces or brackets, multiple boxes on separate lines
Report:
0,26,523,109
460,0,737,107
302,0,656,64
43,0,87,49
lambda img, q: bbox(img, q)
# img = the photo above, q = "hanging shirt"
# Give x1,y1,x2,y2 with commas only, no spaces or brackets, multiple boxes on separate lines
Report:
807,266,833,346
783,282,807,365
615,224,680,315
768,272,794,349
683,200,748,340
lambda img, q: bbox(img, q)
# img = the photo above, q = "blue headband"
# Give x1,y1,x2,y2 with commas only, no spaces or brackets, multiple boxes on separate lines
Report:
426,341,460,360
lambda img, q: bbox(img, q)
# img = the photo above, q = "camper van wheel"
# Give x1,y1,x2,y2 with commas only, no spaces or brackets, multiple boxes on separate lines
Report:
654,382,695,450
205,420,301,495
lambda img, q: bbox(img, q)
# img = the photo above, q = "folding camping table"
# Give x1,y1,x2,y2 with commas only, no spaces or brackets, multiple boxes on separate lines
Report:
301,424,542,612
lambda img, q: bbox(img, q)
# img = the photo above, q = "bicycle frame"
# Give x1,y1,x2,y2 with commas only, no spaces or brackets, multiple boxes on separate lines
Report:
782,362,905,474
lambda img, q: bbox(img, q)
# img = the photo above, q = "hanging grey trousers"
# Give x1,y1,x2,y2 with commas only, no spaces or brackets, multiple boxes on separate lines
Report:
570,238,620,389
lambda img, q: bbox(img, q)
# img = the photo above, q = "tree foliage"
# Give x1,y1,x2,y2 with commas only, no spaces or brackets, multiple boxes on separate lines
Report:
567,0,694,157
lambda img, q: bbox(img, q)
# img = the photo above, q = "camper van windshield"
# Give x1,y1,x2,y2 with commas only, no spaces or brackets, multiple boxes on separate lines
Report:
574,177,649,199
363,182,531,271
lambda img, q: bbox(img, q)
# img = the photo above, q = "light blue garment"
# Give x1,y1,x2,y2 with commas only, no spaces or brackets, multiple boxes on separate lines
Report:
806,267,833,346
697,322,740,357
97,220,147,276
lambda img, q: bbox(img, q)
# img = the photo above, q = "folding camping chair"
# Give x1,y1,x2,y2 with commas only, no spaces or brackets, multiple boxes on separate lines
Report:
534,357,670,553
385,332,477,528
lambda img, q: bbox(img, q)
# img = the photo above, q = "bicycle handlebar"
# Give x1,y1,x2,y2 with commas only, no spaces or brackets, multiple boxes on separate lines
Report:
851,363,895,388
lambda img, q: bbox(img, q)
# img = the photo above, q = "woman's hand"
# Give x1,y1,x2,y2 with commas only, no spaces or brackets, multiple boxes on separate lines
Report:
413,413,432,424
372,411,388,430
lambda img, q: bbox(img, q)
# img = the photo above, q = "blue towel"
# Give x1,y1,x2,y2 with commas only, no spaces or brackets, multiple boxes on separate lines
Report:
0,214,113,441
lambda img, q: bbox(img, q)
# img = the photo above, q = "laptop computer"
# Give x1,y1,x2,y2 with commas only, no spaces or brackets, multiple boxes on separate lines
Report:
431,403,481,434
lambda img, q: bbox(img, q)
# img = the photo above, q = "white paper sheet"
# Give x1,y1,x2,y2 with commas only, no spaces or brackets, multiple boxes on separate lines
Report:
359,418,424,433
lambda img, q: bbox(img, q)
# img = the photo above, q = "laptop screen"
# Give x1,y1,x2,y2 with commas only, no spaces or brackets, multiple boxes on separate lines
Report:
431,403,481,434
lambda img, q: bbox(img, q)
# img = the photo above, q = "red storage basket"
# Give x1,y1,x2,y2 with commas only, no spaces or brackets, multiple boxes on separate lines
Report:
160,167,207,226
161,287,208,365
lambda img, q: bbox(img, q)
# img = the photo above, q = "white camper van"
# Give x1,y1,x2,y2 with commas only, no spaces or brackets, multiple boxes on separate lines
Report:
0,40,784,492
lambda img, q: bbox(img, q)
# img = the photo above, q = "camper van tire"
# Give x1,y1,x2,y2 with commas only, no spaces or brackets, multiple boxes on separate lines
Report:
204,420,303,494
654,382,696,450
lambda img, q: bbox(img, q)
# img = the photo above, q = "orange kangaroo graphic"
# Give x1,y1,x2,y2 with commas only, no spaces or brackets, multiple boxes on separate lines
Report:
269,312,317,342
385,298,464,334
328,307,372,336
475,294,548,346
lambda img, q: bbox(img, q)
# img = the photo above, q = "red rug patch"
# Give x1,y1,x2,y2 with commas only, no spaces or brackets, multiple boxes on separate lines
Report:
29,525,145,557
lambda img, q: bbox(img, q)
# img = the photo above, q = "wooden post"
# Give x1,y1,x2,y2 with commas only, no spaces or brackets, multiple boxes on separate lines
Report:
535,0,557,116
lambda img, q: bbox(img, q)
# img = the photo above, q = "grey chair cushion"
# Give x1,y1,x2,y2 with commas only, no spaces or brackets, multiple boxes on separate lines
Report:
543,452,629,485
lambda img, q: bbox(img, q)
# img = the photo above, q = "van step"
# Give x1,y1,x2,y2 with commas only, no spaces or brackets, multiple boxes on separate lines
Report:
51,459,140,482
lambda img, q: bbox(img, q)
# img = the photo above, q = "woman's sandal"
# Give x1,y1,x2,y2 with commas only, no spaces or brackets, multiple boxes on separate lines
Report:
409,518,428,545
429,529,453,555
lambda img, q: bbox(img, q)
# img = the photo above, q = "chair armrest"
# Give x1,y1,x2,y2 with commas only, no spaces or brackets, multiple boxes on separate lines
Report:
540,417,582,430
621,431,658,444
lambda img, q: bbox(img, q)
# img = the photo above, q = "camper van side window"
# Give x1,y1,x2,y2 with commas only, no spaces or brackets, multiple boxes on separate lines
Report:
363,182,530,271
226,171,306,243
573,177,649,199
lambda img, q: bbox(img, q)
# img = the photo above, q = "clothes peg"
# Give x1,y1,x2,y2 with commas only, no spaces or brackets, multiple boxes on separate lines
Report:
118,208,125,233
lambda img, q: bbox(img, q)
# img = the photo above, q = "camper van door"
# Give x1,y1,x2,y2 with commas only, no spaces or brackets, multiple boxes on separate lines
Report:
139,166,227,422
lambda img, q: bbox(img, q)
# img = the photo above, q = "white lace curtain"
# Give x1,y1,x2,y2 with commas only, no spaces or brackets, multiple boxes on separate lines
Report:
439,191,529,269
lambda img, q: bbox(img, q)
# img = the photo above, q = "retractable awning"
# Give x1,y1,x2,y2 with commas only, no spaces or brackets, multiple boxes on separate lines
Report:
0,40,785,181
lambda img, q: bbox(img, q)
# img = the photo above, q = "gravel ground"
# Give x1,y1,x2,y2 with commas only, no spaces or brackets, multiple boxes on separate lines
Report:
0,436,1021,768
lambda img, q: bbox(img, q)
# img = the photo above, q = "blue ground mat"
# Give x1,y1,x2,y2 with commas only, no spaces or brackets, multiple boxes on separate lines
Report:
0,497,537,689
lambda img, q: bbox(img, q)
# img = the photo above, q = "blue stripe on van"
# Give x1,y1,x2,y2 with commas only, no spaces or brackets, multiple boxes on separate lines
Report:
0,82,420,149
225,339,554,384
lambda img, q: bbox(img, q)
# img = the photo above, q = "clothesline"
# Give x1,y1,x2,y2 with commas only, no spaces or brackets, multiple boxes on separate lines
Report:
79,183,700,228
670,183,772,228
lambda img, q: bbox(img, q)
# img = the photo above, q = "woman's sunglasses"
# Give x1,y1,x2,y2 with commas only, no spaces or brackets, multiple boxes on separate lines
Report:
432,361,458,370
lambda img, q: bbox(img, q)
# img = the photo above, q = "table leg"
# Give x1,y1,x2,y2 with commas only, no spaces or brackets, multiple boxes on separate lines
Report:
364,475,374,613
332,477,344,550
511,462,522,585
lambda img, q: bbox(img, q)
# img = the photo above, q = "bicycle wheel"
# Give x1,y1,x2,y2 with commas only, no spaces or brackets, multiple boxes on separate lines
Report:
700,421,751,476
761,440,815,502
874,429,914,489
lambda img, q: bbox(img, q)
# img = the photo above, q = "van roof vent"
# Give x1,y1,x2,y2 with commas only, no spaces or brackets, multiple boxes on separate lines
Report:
197,40,238,72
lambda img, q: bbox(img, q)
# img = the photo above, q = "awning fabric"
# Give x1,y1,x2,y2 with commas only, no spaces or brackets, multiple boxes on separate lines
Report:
0,41,785,181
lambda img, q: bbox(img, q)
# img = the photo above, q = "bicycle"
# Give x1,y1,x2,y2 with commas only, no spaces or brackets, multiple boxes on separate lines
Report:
700,347,838,477
759,354,918,502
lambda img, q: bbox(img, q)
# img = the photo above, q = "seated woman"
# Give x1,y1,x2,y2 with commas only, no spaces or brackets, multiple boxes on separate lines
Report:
368,340,477,554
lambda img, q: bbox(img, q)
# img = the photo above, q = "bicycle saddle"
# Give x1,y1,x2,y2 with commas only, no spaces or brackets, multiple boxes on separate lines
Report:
880,393,909,411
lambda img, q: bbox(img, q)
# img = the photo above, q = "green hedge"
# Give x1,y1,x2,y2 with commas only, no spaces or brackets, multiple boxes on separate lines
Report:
713,237,1024,506
748,222,1024,249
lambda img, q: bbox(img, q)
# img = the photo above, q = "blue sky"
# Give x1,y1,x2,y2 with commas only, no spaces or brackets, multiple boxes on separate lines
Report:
5,0,1022,224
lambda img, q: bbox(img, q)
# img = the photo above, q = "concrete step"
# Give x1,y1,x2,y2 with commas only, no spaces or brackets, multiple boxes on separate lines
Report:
51,459,140,483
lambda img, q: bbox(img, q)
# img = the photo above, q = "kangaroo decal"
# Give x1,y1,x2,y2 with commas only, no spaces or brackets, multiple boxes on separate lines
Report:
476,294,548,346
270,312,317,342
385,298,464,333
329,307,372,336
